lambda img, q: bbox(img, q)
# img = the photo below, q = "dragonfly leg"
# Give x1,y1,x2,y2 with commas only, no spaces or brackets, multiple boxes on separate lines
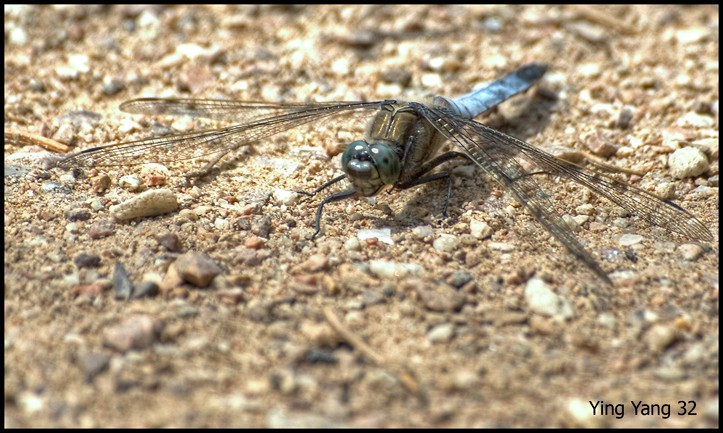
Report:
184,150,235,180
296,174,347,197
399,172,454,216
397,151,470,216
311,188,357,241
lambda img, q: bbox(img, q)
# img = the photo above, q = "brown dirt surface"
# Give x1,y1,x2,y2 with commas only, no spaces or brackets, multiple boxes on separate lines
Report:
4,5,719,427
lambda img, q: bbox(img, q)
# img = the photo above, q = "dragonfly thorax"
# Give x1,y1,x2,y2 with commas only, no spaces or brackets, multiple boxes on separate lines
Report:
341,140,401,196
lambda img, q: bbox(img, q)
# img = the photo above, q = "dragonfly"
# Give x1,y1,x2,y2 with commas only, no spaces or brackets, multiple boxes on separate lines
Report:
57,63,713,284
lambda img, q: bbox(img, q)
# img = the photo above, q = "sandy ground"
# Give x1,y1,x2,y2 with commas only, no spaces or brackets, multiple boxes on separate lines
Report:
4,5,719,427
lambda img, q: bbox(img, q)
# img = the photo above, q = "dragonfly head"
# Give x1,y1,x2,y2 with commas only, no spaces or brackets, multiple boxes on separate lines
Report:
342,140,401,196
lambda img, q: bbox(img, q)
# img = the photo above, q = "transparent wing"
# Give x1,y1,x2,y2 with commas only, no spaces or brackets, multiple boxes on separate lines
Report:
120,98,368,124
417,103,713,282
57,100,391,169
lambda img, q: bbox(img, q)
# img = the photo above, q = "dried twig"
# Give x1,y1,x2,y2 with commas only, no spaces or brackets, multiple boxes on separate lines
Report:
5,128,71,153
569,5,638,35
582,152,646,177
322,306,424,398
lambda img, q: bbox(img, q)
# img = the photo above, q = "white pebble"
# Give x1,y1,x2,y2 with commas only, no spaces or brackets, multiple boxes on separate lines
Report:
678,243,704,261
675,27,709,44
562,215,581,232
357,228,393,245
8,27,27,46
470,219,492,239
433,234,459,253
618,234,643,246
451,164,476,178
214,218,230,230
488,241,515,252
525,278,574,319
118,174,144,191
412,225,434,239
655,182,676,199
668,147,709,179
343,237,361,251
427,323,455,343
597,313,616,329
273,189,298,205
110,188,179,221
566,398,603,427
368,260,424,280
676,112,715,128
575,203,595,216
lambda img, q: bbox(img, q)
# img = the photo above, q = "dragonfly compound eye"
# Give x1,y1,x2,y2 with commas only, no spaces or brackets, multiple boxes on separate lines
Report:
368,143,400,184
342,140,401,196
342,140,377,181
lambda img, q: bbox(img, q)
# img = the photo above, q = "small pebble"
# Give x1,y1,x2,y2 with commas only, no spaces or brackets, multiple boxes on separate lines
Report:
379,67,412,86
427,323,455,343
56,110,101,129
71,283,106,298
173,251,222,288
470,219,492,239
92,174,111,193
597,313,616,329
58,173,77,184
78,351,110,381
155,232,181,252
112,262,134,300
488,241,514,252
368,260,424,279
64,208,91,222
415,283,465,312
675,26,709,44
676,112,715,128
302,254,328,272
525,278,574,319
616,106,634,129
448,270,473,289
118,174,144,191
216,287,246,304
585,132,618,157
41,180,70,194
678,243,704,261
668,147,709,179
645,324,681,352
53,123,77,145
251,215,272,238
617,233,643,246
411,225,434,240
654,182,676,199
109,188,178,221
103,315,163,352
235,248,264,267
343,237,361,251
140,163,170,186
562,215,581,232
358,228,393,245
565,398,604,428
691,137,718,160
102,76,125,95
433,234,459,253
73,252,101,269
133,280,159,298
88,220,115,239
244,236,265,249
272,189,298,205
575,203,595,216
